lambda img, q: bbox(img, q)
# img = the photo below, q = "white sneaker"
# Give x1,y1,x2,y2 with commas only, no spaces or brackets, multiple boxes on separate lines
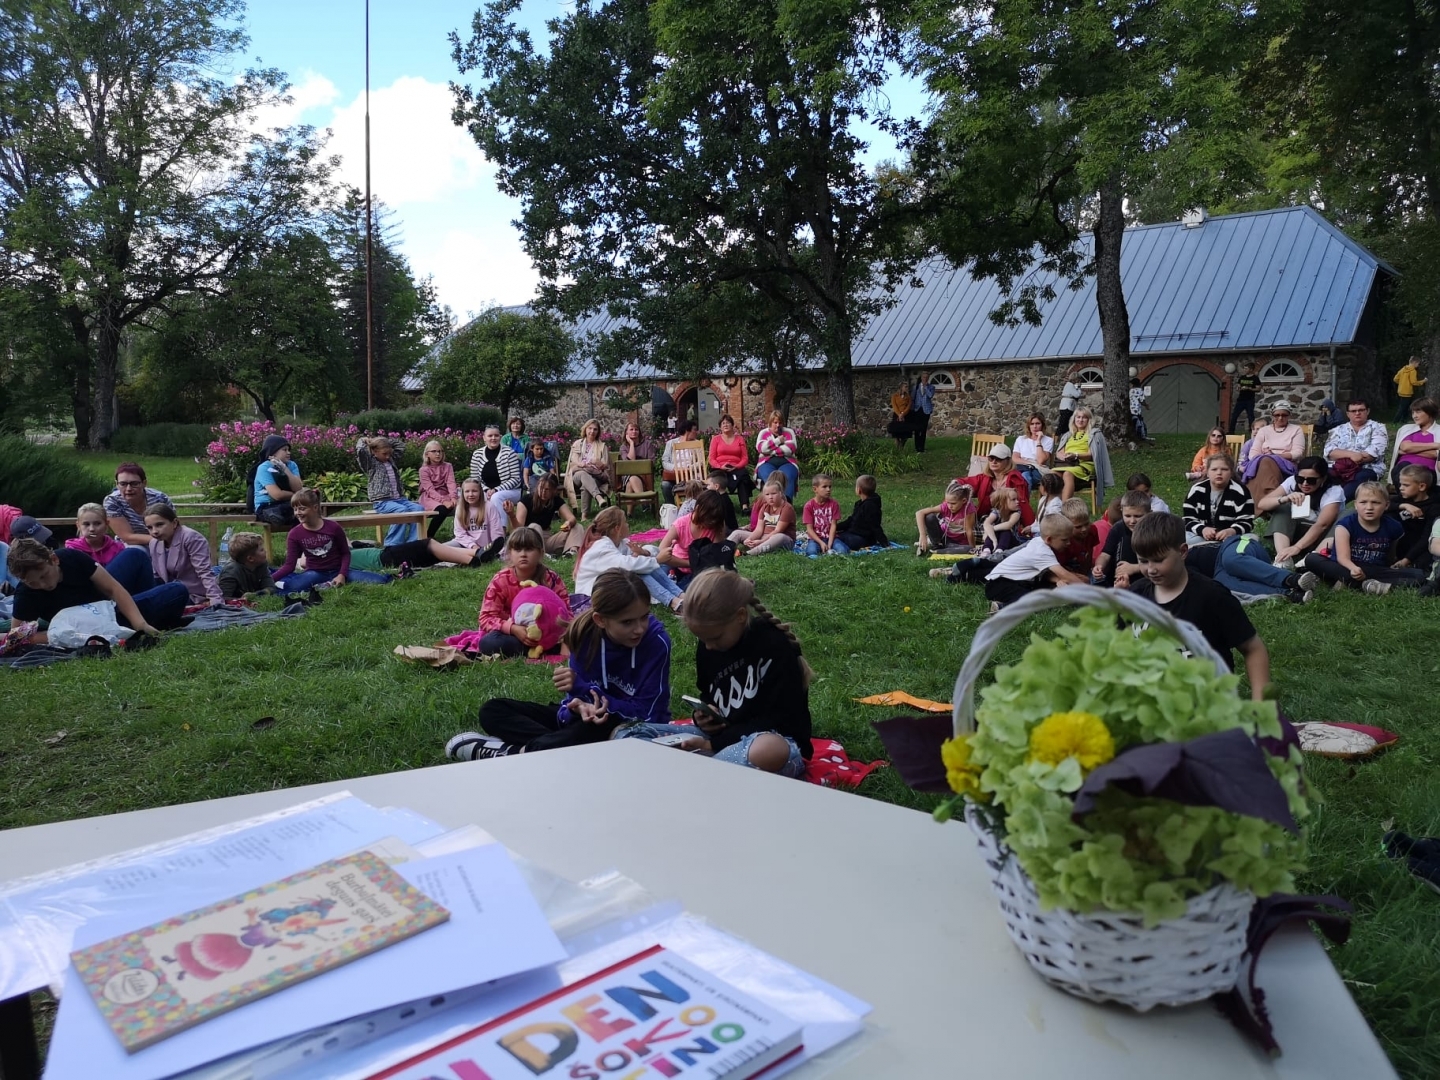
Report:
1274,556,1296,572
1297,571,1320,593
929,567,951,579
1362,579,1392,596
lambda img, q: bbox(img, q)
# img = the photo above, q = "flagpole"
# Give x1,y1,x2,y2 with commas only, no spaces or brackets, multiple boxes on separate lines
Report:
364,0,374,410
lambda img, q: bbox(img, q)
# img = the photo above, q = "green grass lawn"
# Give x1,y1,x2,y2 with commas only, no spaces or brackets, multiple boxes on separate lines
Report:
52,446,208,498
8,436,1438,1075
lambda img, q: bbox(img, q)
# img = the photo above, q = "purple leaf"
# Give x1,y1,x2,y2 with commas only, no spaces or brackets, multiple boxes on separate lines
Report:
871,715,954,793
1072,728,1298,832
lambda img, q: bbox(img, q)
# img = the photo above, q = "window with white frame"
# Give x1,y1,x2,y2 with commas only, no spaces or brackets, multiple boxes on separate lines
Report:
1076,366,1104,389
792,378,815,395
928,370,957,390
1259,359,1304,383
601,386,621,402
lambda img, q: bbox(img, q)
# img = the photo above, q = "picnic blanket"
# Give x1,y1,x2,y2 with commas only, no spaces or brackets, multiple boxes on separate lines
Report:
173,605,305,633
802,738,888,788
854,691,951,713
793,541,905,560
438,629,566,664
0,646,86,671
629,527,668,544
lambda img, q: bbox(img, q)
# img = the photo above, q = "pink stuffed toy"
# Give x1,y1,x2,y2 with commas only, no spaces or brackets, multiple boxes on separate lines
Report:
510,580,570,658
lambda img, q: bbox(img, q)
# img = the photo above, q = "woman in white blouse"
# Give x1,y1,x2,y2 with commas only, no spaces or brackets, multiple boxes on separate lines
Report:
1012,413,1053,490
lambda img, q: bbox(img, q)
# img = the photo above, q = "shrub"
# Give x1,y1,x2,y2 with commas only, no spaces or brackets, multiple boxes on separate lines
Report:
0,437,109,517
341,403,502,433
312,469,421,503
110,423,216,458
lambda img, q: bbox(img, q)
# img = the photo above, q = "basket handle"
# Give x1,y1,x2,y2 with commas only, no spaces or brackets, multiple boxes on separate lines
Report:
951,584,1231,738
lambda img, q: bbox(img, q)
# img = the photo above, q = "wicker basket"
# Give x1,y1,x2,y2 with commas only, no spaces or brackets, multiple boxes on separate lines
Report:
954,585,1255,1011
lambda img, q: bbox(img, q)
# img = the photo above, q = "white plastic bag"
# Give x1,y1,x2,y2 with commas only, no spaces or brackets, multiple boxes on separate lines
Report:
659,503,679,529
46,601,135,649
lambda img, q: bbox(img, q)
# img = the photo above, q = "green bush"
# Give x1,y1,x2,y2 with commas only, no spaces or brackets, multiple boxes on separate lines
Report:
0,436,109,517
341,403,501,434
312,469,420,503
110,423,216,458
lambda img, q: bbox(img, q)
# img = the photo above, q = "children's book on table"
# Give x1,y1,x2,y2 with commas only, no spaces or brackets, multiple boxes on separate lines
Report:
369,944,804,1080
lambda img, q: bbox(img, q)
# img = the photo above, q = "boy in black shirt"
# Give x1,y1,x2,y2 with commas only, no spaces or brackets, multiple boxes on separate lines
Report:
835,474,888,550
1389,465,1440,571
8,539,186,634
1127,513,1271,700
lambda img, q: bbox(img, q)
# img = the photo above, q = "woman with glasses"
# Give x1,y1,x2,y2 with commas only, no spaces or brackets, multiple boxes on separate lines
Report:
104,463,173,546
1186,429,1229,481
1255,456,1344,570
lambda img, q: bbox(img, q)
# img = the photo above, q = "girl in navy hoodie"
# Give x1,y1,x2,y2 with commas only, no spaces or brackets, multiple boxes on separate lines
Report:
447,569,672,759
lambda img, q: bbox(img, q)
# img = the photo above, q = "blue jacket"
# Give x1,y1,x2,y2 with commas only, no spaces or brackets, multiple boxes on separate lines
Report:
559,614,672,726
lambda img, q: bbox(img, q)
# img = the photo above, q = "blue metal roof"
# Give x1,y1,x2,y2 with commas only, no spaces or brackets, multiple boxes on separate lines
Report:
410,206,1386,388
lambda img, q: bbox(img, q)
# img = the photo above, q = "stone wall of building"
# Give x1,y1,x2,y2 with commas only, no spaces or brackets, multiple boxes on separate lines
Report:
515,349,1359,442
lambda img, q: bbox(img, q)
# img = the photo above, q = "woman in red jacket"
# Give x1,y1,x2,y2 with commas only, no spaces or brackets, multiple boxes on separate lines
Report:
707,414,755,512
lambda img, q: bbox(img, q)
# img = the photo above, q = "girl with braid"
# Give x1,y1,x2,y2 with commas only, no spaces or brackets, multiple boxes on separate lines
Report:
614,568,813,776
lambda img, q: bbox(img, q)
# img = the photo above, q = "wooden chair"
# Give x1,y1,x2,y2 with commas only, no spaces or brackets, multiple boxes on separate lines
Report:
970,433,1006,461
1299,423,1315,454
611,454,661,518
669,439,707,502
1225,434,1246,460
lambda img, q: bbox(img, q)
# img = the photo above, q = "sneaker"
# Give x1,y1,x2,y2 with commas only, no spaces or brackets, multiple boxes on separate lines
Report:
1284,588,1314,604
1274,555,1296,572
1420,578,1440,598
444,732,514,761
1363,579,1392,596
1297,571,1320,593
397,561,416,580
929,567,951,579
1332,579,1347,592
986,601,1001,617
305,587,324,606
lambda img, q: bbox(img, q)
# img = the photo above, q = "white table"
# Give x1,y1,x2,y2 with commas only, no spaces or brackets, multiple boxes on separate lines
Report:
0,741,1396,1079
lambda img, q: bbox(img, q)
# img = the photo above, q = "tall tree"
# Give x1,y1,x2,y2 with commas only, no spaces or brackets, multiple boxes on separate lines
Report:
0,0,333,446
450,0,917,425
141,231,351,423
908,0,1259,434
329,191,450,409
423,307,571,421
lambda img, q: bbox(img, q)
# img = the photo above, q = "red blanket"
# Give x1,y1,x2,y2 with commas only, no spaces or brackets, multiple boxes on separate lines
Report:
803,738,888,788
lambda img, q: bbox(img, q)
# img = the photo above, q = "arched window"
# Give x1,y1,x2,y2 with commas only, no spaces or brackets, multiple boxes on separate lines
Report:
1259,359,1304,383
792,377,815,395
1075,366,1104,389
928,370,957,390
601,386,621,403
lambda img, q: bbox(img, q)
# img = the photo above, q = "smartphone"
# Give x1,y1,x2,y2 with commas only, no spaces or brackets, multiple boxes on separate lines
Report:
651,734,694,747
680,695,705,708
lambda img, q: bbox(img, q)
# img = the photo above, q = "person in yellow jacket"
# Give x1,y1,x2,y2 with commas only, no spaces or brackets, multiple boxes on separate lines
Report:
1395,357,1427,423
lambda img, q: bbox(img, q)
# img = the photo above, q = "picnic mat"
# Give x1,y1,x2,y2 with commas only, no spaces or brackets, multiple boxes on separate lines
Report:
803,738,888,788
793,541,906,559
854,691,952,713
436,630,566,665
173,605,305,633
629,527,668,544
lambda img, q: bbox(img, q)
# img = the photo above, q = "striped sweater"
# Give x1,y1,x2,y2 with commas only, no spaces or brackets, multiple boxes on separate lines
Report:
1182,480,1255,536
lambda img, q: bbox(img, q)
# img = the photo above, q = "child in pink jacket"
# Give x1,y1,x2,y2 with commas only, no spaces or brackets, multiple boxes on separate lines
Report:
419,440,458,540
144,503,223,606
475,527,571,658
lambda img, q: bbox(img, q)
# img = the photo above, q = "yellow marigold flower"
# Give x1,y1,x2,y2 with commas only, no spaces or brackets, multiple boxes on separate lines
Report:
1027,711,1115,772
941,735,984,798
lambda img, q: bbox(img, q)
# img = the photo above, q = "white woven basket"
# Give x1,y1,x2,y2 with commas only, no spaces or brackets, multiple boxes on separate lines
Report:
954,585,1255,1011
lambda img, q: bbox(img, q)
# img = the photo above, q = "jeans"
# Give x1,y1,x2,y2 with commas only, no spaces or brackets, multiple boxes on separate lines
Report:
373,498,424,545
614,722,805,777
799,537,851,557
1214,535,1293,596
755,460,799,500
641,568,685,605
1339,467,1379,503
129,582,191,630
255,502,295,529
106,545,159,596
275,568,391,593
0,540,15,590
1014,464,1043,491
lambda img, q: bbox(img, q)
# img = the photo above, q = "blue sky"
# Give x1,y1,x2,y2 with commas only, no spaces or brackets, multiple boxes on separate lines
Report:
240,0,921,321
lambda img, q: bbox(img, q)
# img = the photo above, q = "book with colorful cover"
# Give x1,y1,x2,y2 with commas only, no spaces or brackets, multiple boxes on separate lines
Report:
368,944,804,1080
70,850,449,1053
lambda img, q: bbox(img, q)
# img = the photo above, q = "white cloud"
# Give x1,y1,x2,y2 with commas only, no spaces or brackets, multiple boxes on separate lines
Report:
247,70,340,134
407,219,542,317
326,76,490,206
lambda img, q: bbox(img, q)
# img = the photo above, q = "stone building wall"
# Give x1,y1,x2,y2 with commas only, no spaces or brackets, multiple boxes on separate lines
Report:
513,349,1359,441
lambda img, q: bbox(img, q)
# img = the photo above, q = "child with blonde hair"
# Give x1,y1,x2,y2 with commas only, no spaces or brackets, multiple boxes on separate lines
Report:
418,440,458,540
801,473,846,557
573,507,685,611
730,478,796,554
448,568,672,759
64,503,126,566
356,435,424,544
1302,481,1426,594
980,486,1021,554
914,480,975,554
144,503,223,606
613,569,812,775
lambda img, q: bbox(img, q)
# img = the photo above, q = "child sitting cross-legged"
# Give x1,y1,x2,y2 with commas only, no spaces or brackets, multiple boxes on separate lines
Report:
835,474,888,550
1302,480,1427,595
272,489,392,594
475,526,572,657
801,472,847,556
64,503,127,566
1091,490,1151,588
658,491,735,586
1128,512,1271,698
915,479,975,554
447,568,671,759
144,503,224,607
218,532,279,600
980,514,1088,614
980,486,1022,554
573,507,684,612
729,478,796,555
1387,464,1440,573
1028,473,1064,536
612,568,813,777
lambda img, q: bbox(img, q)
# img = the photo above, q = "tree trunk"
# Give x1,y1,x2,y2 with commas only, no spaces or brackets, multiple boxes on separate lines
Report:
1093,176,1133,441
88,313,122,450
65,306,93,444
